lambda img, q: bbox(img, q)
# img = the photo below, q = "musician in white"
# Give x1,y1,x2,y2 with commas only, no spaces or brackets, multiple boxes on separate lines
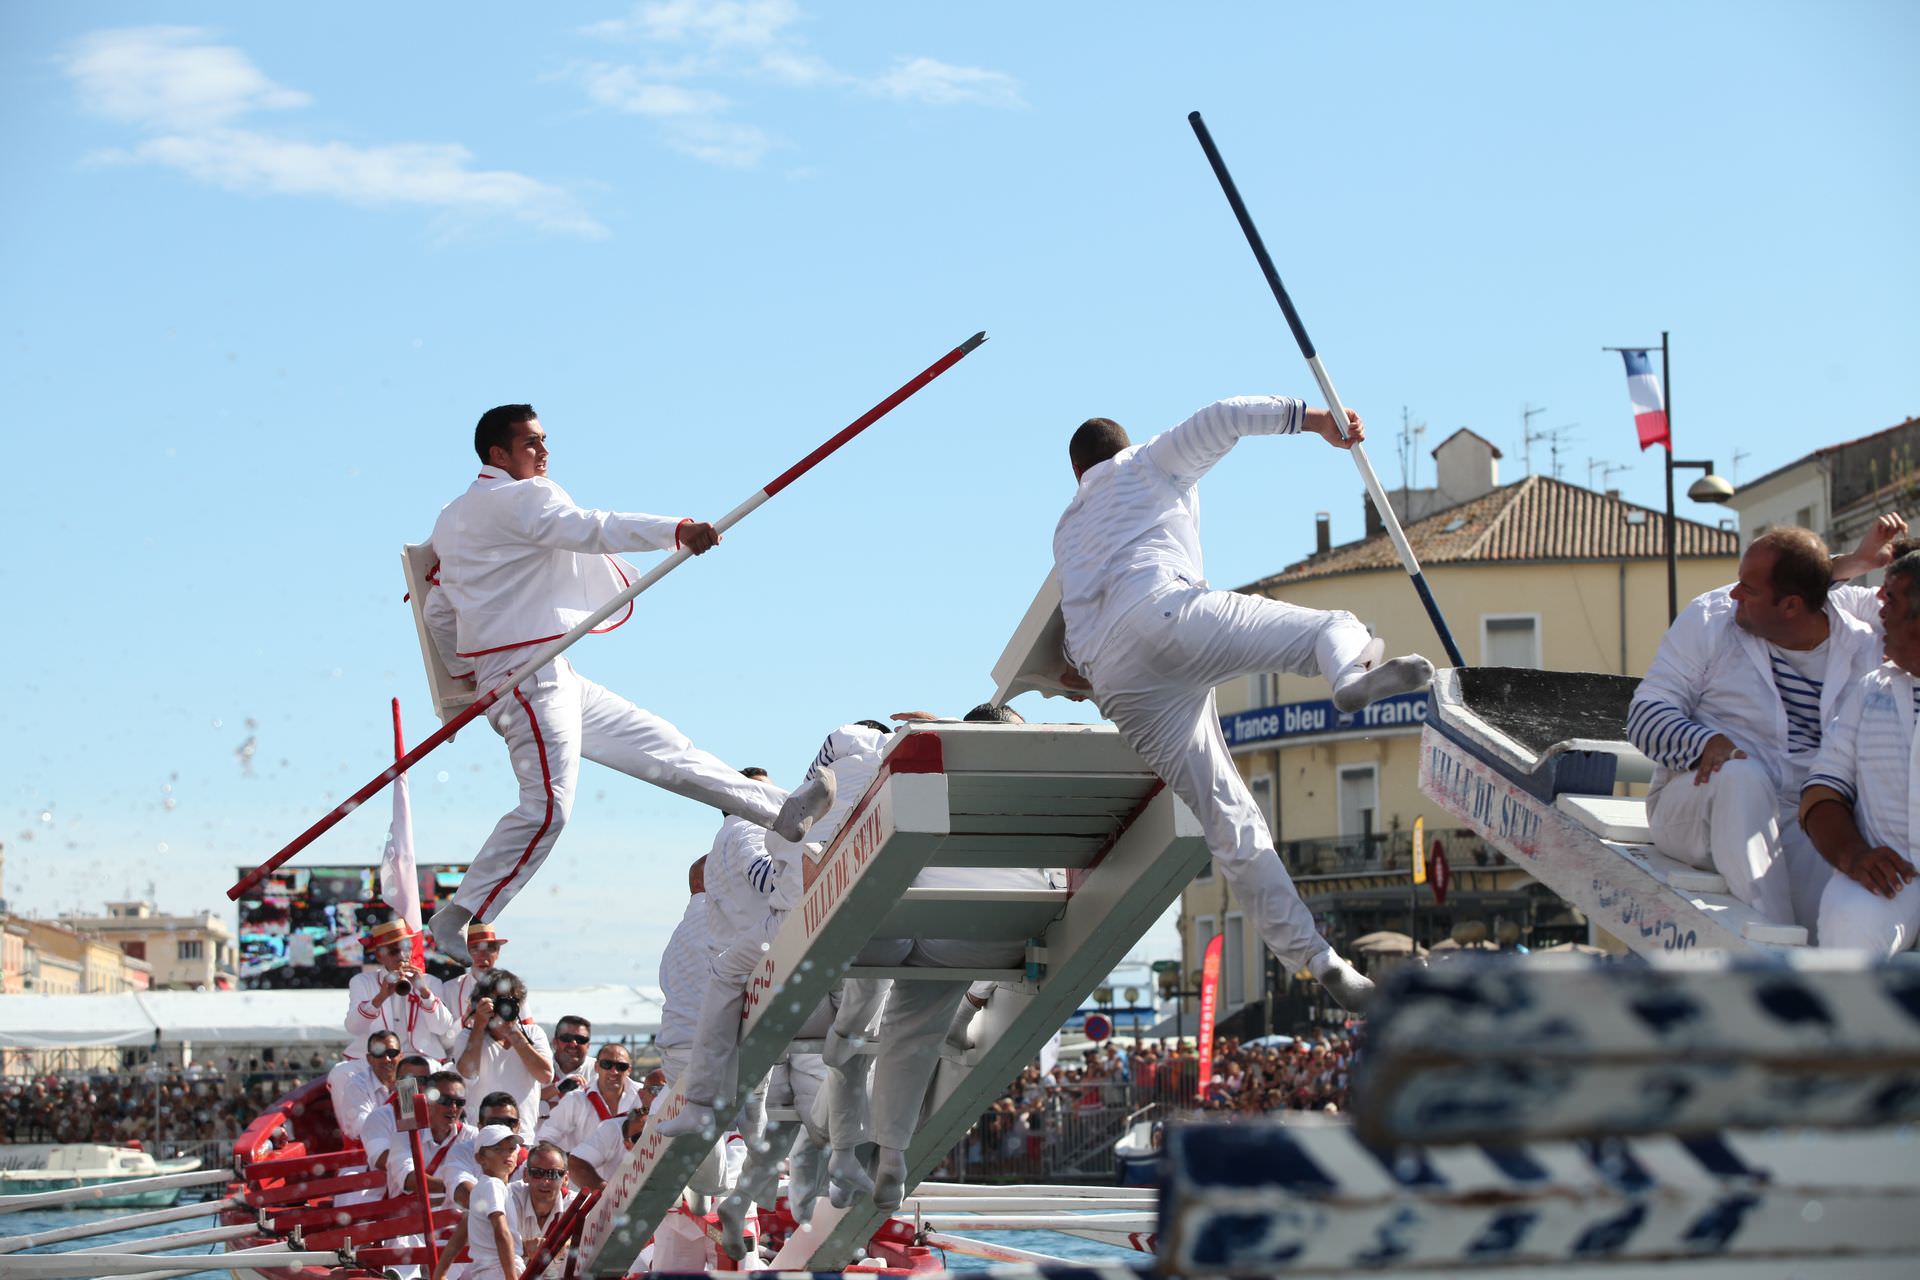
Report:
538,1043,640,1154
420,405,831,959
345,919,454,1061
1631,518,1905,931
1053,400,1427,1013
1801,547,1920,955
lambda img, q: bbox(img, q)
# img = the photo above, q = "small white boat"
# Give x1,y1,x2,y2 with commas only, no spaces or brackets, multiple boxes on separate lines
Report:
0,1144,204,1209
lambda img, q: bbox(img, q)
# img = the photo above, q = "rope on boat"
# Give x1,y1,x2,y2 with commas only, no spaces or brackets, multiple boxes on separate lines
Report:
0,1195,241,1253
0,1168,234,1215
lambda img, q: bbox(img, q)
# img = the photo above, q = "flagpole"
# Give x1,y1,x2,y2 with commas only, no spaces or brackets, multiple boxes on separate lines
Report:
1663,331,1676,619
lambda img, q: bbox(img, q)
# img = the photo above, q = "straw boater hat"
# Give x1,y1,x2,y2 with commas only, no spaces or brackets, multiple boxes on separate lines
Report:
465,921,510,946
363,918,417,950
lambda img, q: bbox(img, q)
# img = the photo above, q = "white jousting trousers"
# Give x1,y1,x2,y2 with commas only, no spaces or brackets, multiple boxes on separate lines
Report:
457,653,786,924
1090,584,1373,973
1648,757,1832,930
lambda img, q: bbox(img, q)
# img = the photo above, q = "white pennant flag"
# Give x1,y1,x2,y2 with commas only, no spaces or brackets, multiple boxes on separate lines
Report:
380,699,423,963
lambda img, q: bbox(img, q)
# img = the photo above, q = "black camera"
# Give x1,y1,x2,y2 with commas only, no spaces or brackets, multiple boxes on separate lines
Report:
492,996,521,1023
556,1076,582,1096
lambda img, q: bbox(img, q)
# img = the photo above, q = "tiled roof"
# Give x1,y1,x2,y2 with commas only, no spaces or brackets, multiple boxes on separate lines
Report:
1738,414,1920,497
1248,474,1738,590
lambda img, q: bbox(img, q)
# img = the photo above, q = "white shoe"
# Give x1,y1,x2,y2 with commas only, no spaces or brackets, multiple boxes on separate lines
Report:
1315,953,1377,1014
428,904,473,965
1333,653,1435,713
715,1193,752,1261
872,1146,908,1212
653,1101,715,1139
773,769,837,843
827,1147,873,1208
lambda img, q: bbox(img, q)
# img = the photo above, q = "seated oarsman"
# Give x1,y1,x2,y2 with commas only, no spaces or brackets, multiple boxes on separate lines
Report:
329,1030,402,1143
654,860,711,1089
346,919,455,1062
1802,544,1920,954
510,1142,572,1275
538,1042,639,1154
390,1069,482,1213
1628,517,1906,931
453,969,555,1146
344,1052,433,1210
538,1014,594,1128
811,705,1054,1214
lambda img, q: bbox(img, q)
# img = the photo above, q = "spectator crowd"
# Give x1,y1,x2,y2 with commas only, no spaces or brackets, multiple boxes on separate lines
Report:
1,1051,324,1148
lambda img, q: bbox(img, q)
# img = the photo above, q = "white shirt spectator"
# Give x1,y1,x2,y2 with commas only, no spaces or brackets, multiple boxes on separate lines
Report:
573,1112,632,1185
539,1077,641,1154
327,1059,391,1143
453,1019,554,1147
388,1120,479,1211
463,1172,518,1280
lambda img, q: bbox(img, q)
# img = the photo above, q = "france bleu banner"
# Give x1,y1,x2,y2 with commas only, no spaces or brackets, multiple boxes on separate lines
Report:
1620,349,1670,451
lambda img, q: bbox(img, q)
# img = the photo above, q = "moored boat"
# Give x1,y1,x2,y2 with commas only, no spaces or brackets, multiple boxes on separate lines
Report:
0,1145,204,1209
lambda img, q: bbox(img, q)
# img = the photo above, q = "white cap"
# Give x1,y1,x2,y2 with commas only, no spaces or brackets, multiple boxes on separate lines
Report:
476,1123,521,1150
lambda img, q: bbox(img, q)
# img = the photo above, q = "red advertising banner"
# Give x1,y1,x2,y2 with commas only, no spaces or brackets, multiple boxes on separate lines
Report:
1195,933,1224,1101
1431,840,1452,906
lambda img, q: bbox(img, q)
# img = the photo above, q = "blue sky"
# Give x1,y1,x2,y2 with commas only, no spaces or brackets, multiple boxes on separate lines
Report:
3,2,1914,990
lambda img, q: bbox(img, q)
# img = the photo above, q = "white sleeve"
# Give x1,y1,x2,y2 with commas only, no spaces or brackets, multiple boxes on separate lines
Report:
511,481,686,555
1804,671,1867,805
1626,593,1724,769
1830,583,1883,631
1135,397,1304,491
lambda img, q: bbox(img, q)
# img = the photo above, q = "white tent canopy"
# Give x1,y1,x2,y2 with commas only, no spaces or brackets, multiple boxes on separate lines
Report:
1,985,664,1050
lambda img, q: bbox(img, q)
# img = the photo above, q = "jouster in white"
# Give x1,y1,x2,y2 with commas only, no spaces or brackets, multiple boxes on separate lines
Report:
1628,519,1905,931
420,407,797,954
1053,398,1429,1009
1800,549,1920,956
655,872,713,1087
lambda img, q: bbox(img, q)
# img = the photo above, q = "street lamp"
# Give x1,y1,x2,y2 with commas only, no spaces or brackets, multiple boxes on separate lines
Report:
1666,457,1734,621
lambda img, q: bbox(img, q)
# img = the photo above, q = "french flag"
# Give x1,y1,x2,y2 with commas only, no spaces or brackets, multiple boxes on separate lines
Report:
1620,349,1670,451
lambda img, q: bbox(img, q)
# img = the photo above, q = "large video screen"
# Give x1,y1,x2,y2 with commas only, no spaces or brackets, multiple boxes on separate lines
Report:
236,864,467,989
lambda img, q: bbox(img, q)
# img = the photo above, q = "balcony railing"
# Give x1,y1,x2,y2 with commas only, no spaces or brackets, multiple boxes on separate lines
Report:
1275,826,1495,877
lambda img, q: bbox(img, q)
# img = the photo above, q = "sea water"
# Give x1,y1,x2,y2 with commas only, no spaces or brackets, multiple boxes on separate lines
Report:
3,1204,1141,1275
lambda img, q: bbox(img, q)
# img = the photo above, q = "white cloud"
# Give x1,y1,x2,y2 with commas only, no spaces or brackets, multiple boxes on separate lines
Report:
575,2,1021,168
65,26,310,131
64,27,605,240
578,63,730,117
868,57,1024,110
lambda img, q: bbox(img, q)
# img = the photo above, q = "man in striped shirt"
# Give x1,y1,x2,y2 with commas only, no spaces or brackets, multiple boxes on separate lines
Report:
1800,547,1920,955
1628,517,1906,931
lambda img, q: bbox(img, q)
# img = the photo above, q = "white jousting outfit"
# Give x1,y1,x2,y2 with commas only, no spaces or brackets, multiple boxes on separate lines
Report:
655,892,713,1088
1054,397,1379,973
424,466,788,926
1628,584,1879,929
1801,661,1920,955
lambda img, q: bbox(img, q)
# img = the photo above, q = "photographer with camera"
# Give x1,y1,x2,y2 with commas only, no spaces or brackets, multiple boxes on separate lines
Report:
346,919,455,1062
538,1015,592,1127
454,968,553,1146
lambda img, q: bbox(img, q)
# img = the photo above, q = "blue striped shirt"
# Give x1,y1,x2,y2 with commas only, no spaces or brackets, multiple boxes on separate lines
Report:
1625,697,1718,771
1767,642,1827,758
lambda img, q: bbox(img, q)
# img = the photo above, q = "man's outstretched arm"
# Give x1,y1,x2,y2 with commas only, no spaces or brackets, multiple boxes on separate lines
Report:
1140,396,1362,490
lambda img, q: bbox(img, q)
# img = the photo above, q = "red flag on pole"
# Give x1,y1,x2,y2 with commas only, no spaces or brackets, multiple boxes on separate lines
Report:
381,699,425,970
1194,933,1224,1101
1431,840,1452,906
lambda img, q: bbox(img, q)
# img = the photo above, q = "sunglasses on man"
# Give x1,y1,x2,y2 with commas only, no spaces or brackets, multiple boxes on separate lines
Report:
368,1048,402,1061
554,1033,591,1047
527,1167,566,1182
596,1059,630,1073
436,1094,467,1109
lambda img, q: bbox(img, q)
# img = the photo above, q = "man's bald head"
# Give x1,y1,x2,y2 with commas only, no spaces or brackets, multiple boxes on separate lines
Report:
1070,418,1131,477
